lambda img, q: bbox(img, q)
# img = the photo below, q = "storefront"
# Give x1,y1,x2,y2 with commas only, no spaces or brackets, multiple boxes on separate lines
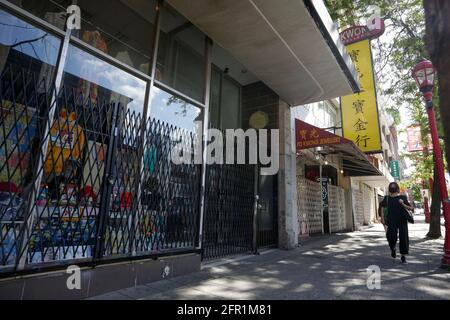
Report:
294,118,382,236
0,0,360,298
0,0,275,288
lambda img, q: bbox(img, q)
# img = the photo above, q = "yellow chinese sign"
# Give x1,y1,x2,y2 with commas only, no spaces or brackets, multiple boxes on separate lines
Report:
341,39,382,153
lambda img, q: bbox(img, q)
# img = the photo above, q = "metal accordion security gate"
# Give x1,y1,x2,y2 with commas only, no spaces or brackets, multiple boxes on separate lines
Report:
202,163,256,260
0,65,201,274
297,177,323,235
1,65,269,273
328,185,346,233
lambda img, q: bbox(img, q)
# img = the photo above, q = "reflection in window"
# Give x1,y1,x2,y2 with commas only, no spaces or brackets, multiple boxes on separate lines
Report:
0,9,61,267
150,87,202,133
63,44,146,114
74,0,157,73
209,68,221,128
0,9,61,91
220,77,241,129
20,44,147,264
209,67,241,130
157,3,206,103
8,0,72,30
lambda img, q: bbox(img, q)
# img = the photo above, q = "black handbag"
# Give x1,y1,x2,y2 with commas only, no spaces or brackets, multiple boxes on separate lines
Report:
401,200,414,224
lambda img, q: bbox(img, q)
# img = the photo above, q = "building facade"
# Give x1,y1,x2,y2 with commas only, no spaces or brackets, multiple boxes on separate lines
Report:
291,94,398,236
0,0,359,299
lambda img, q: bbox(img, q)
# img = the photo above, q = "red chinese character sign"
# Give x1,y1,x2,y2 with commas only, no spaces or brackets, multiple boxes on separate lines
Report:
295,119,350,151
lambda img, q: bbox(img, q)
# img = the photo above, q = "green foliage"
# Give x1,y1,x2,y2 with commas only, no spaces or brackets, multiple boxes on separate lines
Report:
327,0,426,126
325,0,444,185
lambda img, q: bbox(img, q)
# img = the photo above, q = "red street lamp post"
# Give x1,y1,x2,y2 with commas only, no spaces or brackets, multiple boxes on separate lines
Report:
412,59,450,268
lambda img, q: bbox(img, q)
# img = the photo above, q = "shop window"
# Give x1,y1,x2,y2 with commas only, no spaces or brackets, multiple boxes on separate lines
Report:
22,43,147,263
220,77,241,129
133,86,202,253
74,0,157,74
157,3,206,103
209,67,242,130
149,86,202,133
209,68,221,128
7,0,72,30
0,9,62,267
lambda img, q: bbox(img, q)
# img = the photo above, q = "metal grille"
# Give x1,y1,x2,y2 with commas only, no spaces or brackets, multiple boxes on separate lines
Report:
362,184,374,225
328,185,346,233
0,65,202,273
203,163,255,260
132,120,201,255
22,86,112,265
0,66,51,268
353,190,364,230
297,177,322,235
257,220,278,248
98,105,141,257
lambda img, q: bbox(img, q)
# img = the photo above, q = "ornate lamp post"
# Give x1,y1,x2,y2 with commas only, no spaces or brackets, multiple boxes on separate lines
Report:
412,59,450,268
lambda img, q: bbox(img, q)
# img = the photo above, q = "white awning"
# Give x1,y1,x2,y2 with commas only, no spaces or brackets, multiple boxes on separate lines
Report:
351,175,394,188
167,0,360,106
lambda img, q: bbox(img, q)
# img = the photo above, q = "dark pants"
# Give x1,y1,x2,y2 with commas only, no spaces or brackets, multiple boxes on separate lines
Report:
386,219,409,255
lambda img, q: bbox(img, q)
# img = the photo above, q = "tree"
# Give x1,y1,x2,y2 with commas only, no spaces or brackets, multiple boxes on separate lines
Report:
423,1,450,182
429,159,442,238
325,0,444,237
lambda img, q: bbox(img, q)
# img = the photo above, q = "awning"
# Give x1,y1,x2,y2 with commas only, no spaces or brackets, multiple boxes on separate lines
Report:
166,0,360,106
295,119,382,177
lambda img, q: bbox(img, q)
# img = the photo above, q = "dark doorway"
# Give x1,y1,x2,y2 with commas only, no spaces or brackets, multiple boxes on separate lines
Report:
257,173,278,248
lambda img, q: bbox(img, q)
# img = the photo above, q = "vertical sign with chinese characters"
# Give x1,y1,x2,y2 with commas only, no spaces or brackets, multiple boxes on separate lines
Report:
341,40,382,153
317,178,329,209
390,160,400,181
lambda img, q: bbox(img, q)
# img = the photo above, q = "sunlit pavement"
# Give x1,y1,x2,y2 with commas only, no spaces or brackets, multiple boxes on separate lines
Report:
90,214,449,300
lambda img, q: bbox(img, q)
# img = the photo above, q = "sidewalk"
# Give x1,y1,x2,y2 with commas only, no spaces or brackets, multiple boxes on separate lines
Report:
90,215,449,300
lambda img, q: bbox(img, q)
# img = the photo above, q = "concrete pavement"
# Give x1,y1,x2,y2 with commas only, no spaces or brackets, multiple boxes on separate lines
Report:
90,214,449,300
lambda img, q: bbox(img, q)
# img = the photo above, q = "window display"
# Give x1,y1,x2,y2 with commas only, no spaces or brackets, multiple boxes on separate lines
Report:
25,43,147,264
0,9,61,267
8,0,72,31
0,2,204,271
75,0,157,74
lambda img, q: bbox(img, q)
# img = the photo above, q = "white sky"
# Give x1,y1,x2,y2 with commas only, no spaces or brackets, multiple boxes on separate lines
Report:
373,21,415,177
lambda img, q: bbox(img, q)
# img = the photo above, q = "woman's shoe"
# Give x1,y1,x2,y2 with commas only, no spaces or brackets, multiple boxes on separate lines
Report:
401,255,407,263
391,249,396,259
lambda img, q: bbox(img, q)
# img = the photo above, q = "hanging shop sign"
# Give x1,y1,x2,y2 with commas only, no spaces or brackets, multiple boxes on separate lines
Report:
295,118,349,151
340,15,385,45
390,160,401,181
406,126,433,152
341,39,382,154
340,24,384,45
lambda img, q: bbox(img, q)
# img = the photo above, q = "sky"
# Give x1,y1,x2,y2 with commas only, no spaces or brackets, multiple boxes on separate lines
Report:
372,18,416,178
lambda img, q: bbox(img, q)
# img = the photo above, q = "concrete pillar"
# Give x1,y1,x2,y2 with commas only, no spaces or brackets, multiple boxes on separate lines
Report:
278,101,299,249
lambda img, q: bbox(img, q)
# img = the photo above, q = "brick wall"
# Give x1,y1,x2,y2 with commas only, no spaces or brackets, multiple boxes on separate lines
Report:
242,82,279,130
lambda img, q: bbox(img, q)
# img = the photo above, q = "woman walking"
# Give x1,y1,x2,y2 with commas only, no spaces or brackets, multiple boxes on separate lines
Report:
379,182,415,263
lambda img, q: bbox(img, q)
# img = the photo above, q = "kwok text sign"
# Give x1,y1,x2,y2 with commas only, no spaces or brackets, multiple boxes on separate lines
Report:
341,40,382,154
